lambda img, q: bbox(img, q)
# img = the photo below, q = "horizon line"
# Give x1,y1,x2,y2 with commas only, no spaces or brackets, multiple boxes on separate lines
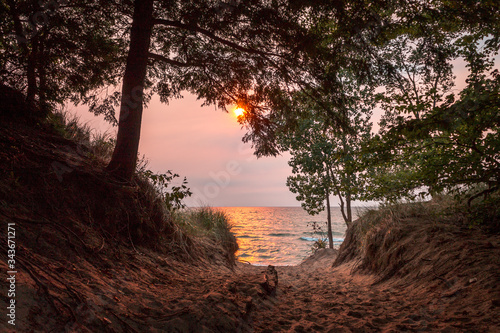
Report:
186,205,378,208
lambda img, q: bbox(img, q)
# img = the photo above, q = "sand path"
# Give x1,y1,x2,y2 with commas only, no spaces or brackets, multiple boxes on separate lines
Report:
231,249,497,332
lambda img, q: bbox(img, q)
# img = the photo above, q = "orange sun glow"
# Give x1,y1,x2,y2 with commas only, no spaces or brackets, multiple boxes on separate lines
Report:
234,107,245,117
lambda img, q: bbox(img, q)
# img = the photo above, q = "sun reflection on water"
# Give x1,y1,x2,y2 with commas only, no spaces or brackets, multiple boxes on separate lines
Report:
217,207,347,266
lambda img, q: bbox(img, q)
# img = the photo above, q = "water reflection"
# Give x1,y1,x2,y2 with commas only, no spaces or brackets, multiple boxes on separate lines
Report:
217,207,347,266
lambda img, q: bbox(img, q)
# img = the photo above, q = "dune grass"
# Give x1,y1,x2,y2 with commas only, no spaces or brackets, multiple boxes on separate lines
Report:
336,192,499,269
47,110,115,164
173,207,238,259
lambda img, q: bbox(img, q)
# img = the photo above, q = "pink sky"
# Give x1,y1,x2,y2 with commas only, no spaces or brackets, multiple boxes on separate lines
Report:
138,95,300,207
73,94,300,207
71,56,496,207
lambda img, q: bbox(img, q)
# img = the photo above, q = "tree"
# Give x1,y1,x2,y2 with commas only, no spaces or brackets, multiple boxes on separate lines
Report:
361,34,457,201
362,14,500,202
104,0,397,181
0,0,123,115
413,58,500,200
105,0,154,180
279,78,373,247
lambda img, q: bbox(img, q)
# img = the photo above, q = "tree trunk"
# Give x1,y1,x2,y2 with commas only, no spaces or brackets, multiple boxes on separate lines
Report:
346,193,352,224
338,194,348,224
7,0,37,107
325,190,333,249
26,41,38,108
328,167,349,225
38,40,49,116
346,173,352,224
7,0,26,50
106,0,155,181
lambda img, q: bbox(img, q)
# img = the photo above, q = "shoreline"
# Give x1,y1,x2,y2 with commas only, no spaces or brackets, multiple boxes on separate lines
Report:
236,243,343,267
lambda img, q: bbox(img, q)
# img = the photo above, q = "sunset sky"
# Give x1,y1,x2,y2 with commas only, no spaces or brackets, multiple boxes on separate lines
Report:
74,94,301,207
72,57,496,208
138,95,300,207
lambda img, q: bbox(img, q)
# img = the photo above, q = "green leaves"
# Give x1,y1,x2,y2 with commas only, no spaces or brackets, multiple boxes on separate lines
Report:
277,71,374,223
141,169,192,212
366,13,500,202
1,0,125,114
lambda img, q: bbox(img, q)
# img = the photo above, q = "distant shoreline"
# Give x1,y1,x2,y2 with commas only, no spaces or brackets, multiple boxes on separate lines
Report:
187,205,378,208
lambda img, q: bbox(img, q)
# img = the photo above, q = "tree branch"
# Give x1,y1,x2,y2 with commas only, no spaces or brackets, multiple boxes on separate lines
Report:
467,186,499,207
148,52,202,67
153,19,276,57
327,166,349,224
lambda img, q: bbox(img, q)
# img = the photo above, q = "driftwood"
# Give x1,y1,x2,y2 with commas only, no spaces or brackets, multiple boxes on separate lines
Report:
260,265,278,296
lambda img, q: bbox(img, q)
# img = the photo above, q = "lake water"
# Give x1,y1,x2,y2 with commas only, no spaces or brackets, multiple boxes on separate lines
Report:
216,207,353,266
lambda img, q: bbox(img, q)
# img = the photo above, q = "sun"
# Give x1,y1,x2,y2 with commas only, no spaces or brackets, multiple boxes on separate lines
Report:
234,107,245,117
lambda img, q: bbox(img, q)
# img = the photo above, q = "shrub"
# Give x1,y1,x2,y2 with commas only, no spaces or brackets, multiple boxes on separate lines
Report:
307,221,328,253
463,190,500,232
139,169,192,212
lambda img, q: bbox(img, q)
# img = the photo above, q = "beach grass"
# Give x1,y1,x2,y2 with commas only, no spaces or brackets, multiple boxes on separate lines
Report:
173,206,239,260
47,110,115,164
